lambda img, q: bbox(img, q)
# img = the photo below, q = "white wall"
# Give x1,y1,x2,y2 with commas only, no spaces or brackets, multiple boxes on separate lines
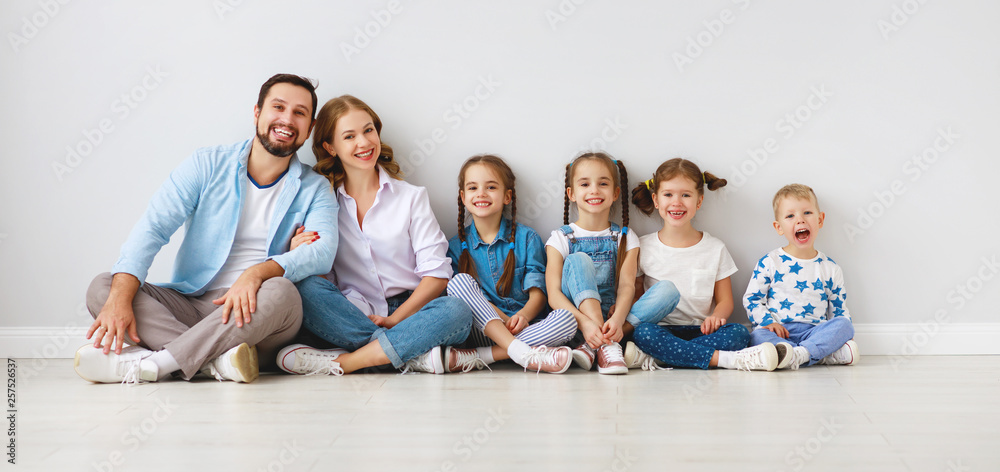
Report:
2,1,998,357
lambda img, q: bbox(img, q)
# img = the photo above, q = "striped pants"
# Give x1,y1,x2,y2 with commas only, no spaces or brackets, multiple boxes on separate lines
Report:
447,273,577,348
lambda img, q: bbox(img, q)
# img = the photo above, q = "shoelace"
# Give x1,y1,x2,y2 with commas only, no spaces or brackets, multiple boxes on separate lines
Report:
298,351,344,376
639,356,670,372
789,348,809,370
734,346,768,372
521,347,560,374
399,354,430,375
601,343,626,364
451,350,491,373
117,358,144,385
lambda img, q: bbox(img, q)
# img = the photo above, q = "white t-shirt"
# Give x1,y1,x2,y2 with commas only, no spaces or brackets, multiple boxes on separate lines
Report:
545,223,640,259
637,231,737,326
206,175,286,291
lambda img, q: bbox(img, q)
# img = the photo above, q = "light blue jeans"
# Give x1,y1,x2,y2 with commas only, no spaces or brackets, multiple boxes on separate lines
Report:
749,317,855,366
561,252,680,327
296,276,472,368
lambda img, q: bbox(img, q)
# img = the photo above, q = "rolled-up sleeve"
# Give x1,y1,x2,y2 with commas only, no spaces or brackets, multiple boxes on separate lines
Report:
521,228,547,295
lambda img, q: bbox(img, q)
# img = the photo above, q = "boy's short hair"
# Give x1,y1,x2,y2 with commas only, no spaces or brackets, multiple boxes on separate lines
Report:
772,184,820,220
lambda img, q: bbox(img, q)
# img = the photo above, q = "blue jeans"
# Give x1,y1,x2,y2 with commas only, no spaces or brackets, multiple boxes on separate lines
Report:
296,276,472,368
749,318,855,366
561,252,680,327
634,323,750,370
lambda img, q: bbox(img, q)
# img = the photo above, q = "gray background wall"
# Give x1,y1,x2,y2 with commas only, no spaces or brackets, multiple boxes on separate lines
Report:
2,1,997,357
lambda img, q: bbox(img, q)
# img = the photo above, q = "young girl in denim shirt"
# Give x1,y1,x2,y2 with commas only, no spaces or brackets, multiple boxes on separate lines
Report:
445,155,578,374
627,158,778,372
545,152,680,375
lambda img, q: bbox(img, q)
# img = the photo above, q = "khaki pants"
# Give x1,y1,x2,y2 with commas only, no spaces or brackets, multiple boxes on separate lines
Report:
86,272,302,379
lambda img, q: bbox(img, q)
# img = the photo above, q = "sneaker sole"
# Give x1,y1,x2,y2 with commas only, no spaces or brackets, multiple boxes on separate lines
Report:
843,340,860,366
758,343,778,372
623,342,640,369
774,342,794,370
228,343,259,383
572,349,594,371
597,364,628,375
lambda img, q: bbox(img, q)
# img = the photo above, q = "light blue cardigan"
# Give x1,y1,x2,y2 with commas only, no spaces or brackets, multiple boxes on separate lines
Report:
112,139,338,295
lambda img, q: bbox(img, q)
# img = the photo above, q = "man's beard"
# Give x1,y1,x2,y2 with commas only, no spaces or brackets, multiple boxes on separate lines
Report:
256,124,301,158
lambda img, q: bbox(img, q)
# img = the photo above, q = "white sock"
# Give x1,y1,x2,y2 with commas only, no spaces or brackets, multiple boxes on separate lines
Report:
717,350,736,369
794,346,811,366
476,346,496,365
147,350,181,380
506,340,531,367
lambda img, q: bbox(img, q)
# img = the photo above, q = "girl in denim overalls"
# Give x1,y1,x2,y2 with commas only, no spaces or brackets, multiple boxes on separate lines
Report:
544,153,680,375
445,155,579,374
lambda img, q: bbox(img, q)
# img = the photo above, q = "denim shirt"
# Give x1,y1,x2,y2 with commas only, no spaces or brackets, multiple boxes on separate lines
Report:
447,218,547,317
112,138,339,295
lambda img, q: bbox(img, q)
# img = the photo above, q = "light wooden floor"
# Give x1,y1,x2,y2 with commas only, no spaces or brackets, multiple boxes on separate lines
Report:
9,356,1000,472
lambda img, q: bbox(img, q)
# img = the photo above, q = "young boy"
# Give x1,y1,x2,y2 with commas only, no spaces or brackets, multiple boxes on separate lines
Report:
743,184,859,369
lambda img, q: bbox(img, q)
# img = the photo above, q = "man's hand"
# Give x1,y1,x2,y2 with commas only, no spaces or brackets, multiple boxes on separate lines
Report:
213,269,265,327
764,323,789,338
87,300,141,355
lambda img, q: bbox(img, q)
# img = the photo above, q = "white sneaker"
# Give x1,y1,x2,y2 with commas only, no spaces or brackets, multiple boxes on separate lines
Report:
788,346,811,370
732,343,778,372
74,344,157,384
596,342,628,375
277,344,346,376
445,347,491,373
571,343,595,371
400,346,445,374
774,342,795,370
201,343,259,382
819,340,860,366
519,346,572,374
623,341,669,371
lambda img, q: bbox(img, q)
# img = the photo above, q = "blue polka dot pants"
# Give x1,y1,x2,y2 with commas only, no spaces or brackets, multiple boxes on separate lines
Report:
633,323,750,369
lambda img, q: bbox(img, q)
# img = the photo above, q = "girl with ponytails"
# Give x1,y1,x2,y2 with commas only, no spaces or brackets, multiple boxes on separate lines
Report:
544,152,680,375
445,155,578,374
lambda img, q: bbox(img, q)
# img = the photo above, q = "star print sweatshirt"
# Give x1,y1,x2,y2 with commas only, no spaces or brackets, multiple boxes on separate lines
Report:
743,248,852,328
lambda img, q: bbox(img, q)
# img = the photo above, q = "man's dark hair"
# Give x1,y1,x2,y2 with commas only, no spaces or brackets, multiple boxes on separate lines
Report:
256,73,318,120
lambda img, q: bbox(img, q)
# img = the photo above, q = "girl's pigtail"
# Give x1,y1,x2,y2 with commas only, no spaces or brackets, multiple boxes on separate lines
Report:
563,163,572,225
615,160,629,285
496,190,517,297
631,179,656,216
703,171,727,191
456,194,478,281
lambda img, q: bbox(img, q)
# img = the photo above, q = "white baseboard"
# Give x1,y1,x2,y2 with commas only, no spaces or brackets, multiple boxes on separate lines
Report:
1,323,999,359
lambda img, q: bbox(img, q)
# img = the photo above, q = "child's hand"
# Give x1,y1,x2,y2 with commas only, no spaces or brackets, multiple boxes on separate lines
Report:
701,316,727,335
581,319,605,349
290,226,319,251
764,323,789,338
506,314,528,335
602,318,625,344
368,314,397,329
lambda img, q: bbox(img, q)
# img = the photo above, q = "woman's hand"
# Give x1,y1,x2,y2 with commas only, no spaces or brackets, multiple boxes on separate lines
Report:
290,226,319,251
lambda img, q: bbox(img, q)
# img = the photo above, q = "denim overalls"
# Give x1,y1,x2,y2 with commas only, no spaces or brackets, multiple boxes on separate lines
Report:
559,223,624,319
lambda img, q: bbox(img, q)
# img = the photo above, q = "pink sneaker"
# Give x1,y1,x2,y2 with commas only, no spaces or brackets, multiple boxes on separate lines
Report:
520,346,572,374
596,342,628,375
572,343,595,370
